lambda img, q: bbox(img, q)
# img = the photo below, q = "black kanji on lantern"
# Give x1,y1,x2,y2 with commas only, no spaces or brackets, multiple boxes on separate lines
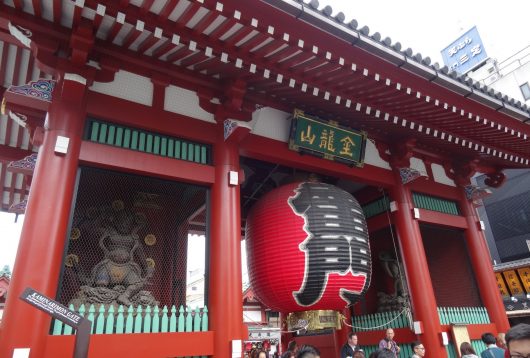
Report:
288,182,371,306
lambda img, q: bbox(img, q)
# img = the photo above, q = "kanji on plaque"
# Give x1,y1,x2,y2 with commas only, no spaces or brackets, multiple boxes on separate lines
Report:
502,270,524,296
517,267,530,293
495,273,509,297
289,110,366,167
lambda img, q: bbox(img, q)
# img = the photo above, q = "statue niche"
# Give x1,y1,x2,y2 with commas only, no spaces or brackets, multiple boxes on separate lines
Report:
376,251,409,312
69,203,159,307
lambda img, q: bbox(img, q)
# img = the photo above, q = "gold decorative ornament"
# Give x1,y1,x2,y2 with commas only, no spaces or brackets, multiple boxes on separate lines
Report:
287,310,341,331
65,254,79,267
146,258,155,268
144,234,156,246
70,227,81,241
110,266,126,282
112,200,125,211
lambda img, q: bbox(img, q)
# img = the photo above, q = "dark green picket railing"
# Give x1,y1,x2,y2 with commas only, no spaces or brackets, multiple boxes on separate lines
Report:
85,119,212,165
51,304,208,335
447,340,488,358
361,196,390,218
471,340,488,355
437,306,490,325
412,192,460,215
352,310,410,331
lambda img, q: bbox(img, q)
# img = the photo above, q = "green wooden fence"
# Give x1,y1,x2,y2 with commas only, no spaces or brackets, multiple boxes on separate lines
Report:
437,307,490,325
351,310,410,331
51,304,208,335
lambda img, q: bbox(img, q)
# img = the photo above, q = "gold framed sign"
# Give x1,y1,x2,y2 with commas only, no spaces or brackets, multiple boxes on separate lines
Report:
289,109,367,167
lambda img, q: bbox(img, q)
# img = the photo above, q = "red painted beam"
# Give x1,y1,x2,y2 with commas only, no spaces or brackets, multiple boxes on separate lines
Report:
44,331,214,357
417,209,468,229
0,144,34,162
80,141,215,185
158,0,179,19
356,328,417,346
85,91,217,144
239,134,395,187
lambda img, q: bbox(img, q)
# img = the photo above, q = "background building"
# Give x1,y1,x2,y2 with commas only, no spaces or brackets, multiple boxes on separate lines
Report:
0,266,10,324
467,47,530,323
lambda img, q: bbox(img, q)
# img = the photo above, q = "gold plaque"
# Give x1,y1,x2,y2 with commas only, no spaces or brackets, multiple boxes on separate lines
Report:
503,270,524,296
146,258,155,268
112,200,124,211
65,254,79,267
287,310,341,331
144,234,156,246
70,227,81,241
517,267,530,294
495,273,510,297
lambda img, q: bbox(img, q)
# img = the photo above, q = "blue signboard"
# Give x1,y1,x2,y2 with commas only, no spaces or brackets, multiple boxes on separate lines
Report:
441,26,488,74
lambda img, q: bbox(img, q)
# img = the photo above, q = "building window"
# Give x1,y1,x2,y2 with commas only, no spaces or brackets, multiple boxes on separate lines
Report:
520,82,530,100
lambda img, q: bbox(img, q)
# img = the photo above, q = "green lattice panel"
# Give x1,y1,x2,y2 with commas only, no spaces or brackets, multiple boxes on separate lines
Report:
85,119,211,165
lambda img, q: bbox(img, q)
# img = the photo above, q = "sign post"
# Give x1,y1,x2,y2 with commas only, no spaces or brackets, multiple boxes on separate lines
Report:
20,287,91,358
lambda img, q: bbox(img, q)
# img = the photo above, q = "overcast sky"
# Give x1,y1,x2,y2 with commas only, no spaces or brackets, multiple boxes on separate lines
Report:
320,0,530,65
0,213,23,270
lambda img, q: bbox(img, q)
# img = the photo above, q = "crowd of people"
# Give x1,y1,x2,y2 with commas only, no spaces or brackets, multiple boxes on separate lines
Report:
337,324,530,358
256,323,530,358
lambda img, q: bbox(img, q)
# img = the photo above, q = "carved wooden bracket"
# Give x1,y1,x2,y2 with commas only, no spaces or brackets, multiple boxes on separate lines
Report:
388,138,416,169
8,19,116,85
443,159,479,186
484,171,506,188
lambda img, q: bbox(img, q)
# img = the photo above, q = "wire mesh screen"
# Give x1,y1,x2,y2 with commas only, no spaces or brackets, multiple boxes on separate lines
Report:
57,166,208,310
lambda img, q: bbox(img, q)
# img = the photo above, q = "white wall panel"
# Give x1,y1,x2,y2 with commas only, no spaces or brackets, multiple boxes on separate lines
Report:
164,85,215,123
90,70,153,106
431,163,456,186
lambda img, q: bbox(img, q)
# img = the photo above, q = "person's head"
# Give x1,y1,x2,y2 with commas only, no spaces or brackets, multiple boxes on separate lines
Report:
411,341,425,357
296,345,320,358
460,342,476,355
497,332,507,348
287,340,298,352
281,351,295,358
481,332,497,345
385,328,395,341
353,351,365,358
257,351,267,358
506,323,530,357
348,332,359,346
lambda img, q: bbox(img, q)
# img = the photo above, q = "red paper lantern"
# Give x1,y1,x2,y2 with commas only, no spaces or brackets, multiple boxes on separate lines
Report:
246,182,371,312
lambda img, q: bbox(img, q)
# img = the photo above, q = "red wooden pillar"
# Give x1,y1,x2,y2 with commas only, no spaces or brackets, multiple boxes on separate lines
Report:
209,123,245,358
333,307,351,356
390,170,447,358
458,188,510,333
280,312,290,354
340,307,352,343
0,75,87,358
